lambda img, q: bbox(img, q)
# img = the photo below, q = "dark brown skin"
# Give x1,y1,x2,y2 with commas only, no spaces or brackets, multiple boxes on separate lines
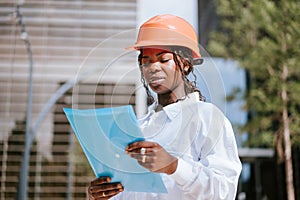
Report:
126,141,178,174
88,177,123,200
88,46,189,199
88,141,178,199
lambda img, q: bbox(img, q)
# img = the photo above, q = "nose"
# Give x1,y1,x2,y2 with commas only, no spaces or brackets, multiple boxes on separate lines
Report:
148,61,161,74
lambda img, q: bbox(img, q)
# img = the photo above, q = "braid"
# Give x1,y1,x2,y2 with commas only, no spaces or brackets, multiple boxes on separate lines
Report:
171,47,206,102
140,74,155,105
138,51,155,104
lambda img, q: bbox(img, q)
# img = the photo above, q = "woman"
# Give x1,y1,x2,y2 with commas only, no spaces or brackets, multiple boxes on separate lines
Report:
88,14,242,200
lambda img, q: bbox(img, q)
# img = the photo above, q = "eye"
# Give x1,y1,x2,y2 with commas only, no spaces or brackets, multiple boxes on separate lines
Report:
159,53,173,63
160,59,170,63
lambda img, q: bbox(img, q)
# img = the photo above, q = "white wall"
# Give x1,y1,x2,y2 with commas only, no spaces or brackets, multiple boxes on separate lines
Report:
137,0,198,33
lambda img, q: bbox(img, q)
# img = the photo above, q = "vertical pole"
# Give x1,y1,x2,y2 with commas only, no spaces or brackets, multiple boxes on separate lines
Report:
254,161,262,200
281,65,295,200
67,130,75,200
15,5,34,200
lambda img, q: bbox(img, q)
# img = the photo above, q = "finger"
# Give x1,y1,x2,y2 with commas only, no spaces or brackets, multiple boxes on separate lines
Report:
90,182,123,193
90,176,111,186
137,159,153,167
103,186,124,198
127,151,155,159
126,141,159,152
92,187,123,199
129,154,157,167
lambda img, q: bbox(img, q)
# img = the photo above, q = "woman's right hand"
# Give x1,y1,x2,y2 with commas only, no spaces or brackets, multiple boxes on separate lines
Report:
88,176,124,200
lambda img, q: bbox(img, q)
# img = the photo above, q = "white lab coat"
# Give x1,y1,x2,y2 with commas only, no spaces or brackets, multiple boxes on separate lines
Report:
112,92,242,200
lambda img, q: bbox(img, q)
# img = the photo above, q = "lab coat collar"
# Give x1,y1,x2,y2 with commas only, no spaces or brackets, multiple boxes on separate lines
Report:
148,92,200,121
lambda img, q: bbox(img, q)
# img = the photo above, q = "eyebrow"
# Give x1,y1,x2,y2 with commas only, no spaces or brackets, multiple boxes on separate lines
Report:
142,51,171,58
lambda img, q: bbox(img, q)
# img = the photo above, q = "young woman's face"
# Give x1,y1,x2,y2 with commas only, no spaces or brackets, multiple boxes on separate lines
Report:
140,47,184,95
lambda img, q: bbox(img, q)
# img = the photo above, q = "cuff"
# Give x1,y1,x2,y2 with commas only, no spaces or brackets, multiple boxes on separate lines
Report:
169,158,194,186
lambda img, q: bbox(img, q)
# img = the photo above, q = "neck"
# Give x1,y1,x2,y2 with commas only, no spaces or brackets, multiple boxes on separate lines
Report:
157,91,186,107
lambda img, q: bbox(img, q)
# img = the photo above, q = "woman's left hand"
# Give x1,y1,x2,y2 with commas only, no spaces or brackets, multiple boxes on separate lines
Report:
125,141,178,175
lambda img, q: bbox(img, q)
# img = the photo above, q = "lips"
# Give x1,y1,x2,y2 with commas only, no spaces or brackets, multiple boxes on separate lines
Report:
149,76,165,87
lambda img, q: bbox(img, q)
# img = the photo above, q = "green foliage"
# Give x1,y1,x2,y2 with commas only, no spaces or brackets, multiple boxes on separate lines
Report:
208,0,300,147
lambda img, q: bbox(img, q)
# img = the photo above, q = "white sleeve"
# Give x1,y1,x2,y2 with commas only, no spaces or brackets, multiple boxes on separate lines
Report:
169,117,242,200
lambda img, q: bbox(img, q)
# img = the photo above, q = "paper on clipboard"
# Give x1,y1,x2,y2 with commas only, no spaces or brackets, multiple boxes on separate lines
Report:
63,105,167,193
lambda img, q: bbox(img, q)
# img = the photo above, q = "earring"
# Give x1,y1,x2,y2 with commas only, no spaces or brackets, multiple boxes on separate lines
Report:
184,67,189,75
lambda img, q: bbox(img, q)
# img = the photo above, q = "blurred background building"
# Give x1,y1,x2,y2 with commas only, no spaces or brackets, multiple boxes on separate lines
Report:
0,0,299,199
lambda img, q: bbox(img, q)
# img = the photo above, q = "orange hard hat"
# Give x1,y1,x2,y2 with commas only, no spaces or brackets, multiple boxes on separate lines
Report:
127,14,201,58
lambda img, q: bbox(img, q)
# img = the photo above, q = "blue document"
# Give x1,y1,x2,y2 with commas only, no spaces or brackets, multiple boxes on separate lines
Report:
63,105,167,193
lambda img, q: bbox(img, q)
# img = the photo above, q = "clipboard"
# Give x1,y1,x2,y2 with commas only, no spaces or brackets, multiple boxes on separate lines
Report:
63,105,167,193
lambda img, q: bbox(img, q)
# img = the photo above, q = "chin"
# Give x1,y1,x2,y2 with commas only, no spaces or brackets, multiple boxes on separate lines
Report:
151,87,171,95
